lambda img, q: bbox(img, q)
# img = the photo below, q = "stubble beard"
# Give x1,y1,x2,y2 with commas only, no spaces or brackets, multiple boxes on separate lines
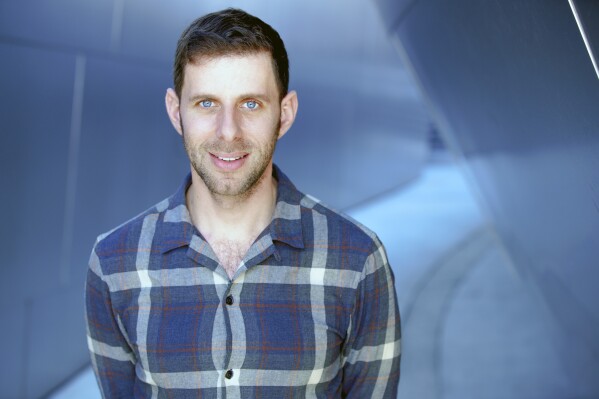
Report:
182,121,280,201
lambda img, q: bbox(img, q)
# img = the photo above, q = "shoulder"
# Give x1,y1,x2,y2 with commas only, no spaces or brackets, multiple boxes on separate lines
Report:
298,192,385,267
90,196,170,273
296,193,395,295
274,165,383,261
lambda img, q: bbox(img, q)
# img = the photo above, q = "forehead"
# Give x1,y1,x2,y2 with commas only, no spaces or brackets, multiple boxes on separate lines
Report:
182,52,278,98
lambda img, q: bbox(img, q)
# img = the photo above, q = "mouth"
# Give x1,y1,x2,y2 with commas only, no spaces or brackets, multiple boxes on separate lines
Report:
214,154,248,162
209,152,249,171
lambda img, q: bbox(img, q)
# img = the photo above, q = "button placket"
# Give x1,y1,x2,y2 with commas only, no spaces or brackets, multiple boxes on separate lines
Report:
224,283,243,383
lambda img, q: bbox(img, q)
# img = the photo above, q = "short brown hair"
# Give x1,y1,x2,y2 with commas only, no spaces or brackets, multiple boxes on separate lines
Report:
173,8,289,100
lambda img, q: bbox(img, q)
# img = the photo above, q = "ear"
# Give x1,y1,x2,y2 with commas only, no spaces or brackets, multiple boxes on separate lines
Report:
165,88,183,136
277,90,298,139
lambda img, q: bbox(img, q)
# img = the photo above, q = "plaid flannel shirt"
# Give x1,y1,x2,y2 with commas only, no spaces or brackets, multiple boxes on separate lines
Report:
85,165,401,398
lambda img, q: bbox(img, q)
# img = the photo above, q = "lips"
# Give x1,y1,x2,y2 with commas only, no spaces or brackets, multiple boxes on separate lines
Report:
209,152,249,171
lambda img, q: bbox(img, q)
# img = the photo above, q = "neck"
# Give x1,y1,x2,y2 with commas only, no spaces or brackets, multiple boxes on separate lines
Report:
185,164,278,242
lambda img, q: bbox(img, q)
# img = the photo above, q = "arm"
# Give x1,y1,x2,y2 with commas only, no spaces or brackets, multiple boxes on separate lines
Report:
341,237,401,398
85,243,136,398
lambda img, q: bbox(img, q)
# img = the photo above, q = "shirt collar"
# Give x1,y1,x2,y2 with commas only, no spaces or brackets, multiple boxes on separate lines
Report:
158,164,305,254
270,164,305,249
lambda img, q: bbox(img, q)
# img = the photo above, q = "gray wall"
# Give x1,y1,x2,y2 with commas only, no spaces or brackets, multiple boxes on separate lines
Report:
376,0,599,394
0,0,428,397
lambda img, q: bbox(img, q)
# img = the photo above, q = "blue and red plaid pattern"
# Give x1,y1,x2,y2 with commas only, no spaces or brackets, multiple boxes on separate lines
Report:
85,165,401,398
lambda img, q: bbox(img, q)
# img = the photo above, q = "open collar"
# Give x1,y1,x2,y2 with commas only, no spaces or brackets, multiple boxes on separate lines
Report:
157,164,305,255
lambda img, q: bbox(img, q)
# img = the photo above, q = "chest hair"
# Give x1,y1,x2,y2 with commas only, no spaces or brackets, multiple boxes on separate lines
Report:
210,239,253,279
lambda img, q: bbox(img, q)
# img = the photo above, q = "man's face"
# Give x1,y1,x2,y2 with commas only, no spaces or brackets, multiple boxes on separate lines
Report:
173,52,286,198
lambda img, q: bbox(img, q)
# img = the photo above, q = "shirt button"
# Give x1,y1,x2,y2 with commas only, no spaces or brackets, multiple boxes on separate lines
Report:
225,295,234,305
225,369,234,379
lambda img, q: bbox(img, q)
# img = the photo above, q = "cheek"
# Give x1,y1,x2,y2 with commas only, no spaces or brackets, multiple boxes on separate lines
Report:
182,113,216,136
238,112,279,133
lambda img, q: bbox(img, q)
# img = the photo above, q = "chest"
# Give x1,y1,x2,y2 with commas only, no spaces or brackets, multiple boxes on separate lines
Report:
210,238,252,278
114,264,356,382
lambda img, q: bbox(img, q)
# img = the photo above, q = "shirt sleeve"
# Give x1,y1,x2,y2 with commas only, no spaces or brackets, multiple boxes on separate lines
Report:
85,242,137,398
341,236,401,398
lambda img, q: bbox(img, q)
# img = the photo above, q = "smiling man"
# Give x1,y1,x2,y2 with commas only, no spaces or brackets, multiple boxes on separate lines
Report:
85,8,400,398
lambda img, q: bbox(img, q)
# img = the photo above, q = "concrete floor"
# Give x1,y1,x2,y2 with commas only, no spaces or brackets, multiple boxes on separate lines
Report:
50,160,570,398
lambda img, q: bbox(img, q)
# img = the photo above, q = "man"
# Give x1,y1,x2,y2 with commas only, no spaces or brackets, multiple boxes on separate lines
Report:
85,8,400,398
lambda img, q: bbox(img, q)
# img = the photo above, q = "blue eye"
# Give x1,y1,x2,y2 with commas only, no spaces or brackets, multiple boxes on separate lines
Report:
244,100,258,110
199,100,213,108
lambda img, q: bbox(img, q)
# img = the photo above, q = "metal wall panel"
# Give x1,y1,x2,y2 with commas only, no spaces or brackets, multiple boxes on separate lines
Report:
276,69,428,208
378,0,599,394
70,56,188,289
26,287,89,399
575,0,599,61
0,43,75,398
119,0,203,62
0,43,74,302
0,304,26,398
373,0,413,35
0,0,114,51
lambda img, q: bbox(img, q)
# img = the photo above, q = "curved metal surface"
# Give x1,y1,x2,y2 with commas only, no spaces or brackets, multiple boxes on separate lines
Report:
377,0,599,395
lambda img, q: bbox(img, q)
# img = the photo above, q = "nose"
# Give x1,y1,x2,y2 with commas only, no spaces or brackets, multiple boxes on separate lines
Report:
216,107,241,142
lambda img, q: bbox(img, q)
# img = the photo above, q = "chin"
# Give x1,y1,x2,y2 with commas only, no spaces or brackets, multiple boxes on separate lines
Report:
197,169,259,198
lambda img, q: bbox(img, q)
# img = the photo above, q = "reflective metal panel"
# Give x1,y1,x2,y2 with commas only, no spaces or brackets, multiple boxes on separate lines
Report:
0,0,114,51
0,303,25,398
0,43,75,398
71,56,188,289
27,287,89,399
573,0,599,80
378,0,599,394
0,44,74,302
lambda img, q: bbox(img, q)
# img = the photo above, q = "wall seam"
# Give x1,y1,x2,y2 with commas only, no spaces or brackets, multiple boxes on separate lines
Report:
568,0,599,80
59,55,86,286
